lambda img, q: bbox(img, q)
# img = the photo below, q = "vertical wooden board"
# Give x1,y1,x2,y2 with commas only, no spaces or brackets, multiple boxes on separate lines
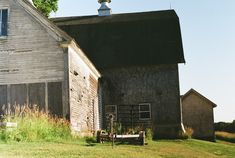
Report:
0,85,7,114
10,84,27,106
48,82,63,117
29,83,45,110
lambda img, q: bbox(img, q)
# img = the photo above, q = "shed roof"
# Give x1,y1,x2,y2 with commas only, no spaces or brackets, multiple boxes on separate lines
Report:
181,89,217,108
52,10,185,70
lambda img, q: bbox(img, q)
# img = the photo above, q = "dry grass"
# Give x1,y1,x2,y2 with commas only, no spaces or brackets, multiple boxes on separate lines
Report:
215,131,235,143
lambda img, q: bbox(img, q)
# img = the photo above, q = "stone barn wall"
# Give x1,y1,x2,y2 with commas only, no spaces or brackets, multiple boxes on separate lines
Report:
101,64,182,138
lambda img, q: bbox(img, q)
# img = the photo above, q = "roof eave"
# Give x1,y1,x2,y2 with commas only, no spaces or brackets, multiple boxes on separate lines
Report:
182,88,217,108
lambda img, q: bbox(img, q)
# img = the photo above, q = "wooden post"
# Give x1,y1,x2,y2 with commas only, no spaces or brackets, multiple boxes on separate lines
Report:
139,131,145,146
109,114,114,148
97,130,101,143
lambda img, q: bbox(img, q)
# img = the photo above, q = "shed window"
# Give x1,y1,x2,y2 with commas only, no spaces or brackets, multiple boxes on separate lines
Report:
105,105,117,121
0,9,8,36
139,103,151,120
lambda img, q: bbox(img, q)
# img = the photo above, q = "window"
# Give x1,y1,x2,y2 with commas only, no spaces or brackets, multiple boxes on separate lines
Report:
0,9,8,36
105,105,117,121
139,103,151,120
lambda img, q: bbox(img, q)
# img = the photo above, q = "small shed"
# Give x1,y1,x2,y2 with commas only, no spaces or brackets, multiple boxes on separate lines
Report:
181,89,217,141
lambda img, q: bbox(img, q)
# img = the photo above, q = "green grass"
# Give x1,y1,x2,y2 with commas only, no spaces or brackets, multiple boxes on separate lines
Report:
0,139,235,158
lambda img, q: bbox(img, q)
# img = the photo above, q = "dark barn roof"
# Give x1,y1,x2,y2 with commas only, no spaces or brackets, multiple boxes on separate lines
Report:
52,10,185,69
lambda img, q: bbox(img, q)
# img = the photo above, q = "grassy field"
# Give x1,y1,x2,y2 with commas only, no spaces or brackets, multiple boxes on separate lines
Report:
216,131,235,143
0,139,235,158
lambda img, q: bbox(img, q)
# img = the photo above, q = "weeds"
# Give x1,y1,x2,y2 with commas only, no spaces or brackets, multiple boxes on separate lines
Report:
179,127,194,139
145,128,153,140
0,105,72,142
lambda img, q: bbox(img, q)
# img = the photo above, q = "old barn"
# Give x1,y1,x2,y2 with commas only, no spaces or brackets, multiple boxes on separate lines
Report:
1,0,186,138
0,0,101,135
53,1,185,138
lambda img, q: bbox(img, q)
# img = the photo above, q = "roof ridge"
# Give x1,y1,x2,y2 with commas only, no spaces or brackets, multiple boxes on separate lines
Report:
51,9,178,25
182,88,217,108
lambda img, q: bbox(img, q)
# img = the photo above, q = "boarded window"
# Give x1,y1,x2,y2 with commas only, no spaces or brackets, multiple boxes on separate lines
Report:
10,84,27,106
105,105,117,121
0,9,8,36
29,83,45,110
139,103,151,120
0,85,7,115
48,82,63,117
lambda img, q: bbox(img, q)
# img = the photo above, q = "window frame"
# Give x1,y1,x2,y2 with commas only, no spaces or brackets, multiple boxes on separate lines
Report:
139,103,151,120
0,7,9,38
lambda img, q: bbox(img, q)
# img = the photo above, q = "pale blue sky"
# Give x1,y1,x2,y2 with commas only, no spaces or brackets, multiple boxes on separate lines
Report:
51,0,235,122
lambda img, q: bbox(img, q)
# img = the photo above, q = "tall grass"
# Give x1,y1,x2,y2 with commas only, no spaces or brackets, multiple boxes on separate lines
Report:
215,131,235,143
0,105,72,142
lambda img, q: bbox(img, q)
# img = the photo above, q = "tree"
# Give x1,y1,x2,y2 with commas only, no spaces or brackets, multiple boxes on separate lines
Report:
32,0,58,17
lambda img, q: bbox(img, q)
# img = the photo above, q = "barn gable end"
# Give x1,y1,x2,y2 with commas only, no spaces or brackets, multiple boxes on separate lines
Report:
181,89,216,141
0,0,101,135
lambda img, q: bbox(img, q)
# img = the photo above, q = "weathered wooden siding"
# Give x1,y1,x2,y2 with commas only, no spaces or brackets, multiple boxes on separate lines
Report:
10,84,27,105
0,85,7,114
68,46,100,135
28,83,45,109
182,93,215,140
0,0,67,116
0,0,64,84
0,82,64,116
48,82,63,116
101,64,182,138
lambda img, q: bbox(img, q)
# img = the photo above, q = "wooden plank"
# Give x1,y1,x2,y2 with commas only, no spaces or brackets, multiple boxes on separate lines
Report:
0,85,7,115
116,135,139,138
48,82,63,117
0,0,65,85
10,84,27,106
28,83,45,110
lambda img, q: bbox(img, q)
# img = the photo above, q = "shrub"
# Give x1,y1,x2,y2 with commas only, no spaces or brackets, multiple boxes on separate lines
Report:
145,128,153,140
114,122,122,134
0,105,72,142
179,127,194,139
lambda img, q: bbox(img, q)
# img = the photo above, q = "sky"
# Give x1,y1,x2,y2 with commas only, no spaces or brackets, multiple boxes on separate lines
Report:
51,0,235,122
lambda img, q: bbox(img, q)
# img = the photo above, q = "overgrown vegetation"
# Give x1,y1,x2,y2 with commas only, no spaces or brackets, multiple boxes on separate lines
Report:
215,120,235,133
216,131,235,143
178,127,194,139
0,105,71,142
145,128,153,140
